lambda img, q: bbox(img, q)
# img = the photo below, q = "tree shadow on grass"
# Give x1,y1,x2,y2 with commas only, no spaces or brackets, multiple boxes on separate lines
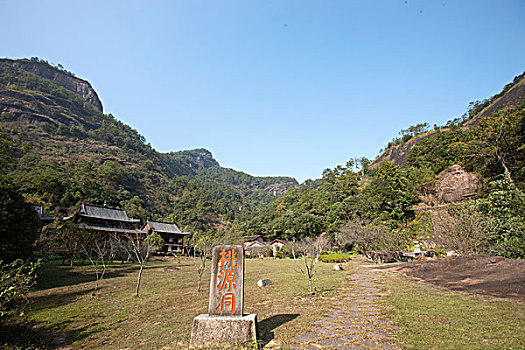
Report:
29,287,95,311
36,262,159,290
0,318,54,349
7,314,111,348
258,313,299,346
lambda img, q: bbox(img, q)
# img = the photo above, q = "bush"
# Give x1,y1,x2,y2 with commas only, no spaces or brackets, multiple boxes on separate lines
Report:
0,177,41,262
319,253,354,263
275,245,292,259
245,245,272,258
0,260,39,321
436,174,525,258
336,217,405,253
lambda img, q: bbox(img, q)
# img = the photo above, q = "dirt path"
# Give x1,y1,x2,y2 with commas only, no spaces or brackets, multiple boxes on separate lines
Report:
289,264,402,350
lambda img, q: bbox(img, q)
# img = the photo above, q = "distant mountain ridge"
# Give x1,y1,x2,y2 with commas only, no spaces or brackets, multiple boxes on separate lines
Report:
0,58,296,231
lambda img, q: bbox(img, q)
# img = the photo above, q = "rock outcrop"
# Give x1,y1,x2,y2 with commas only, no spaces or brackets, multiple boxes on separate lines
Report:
430,164,482,203
466,77,525,126
370,73,525,170
370,130,438,168
0,58,103,112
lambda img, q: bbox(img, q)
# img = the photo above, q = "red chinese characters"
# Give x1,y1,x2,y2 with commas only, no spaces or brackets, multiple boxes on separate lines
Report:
216,248,238,314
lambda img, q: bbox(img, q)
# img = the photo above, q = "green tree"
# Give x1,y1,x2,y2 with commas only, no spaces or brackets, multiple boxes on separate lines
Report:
0,177,40,263
124,196,147,223
357,161,415,223
477,173,525,258
468,104,525,188
0,260,39,321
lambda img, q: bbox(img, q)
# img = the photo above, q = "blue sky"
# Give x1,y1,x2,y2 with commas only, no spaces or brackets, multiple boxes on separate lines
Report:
1,0,525,182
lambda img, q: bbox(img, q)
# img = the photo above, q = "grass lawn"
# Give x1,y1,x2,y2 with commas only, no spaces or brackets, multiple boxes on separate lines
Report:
384,273,525,350
23,257,348,349
8,258,525,349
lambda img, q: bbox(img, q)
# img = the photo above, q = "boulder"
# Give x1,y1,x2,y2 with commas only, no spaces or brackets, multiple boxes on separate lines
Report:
257,279,272,287
432,164,482,203
333,263,344,271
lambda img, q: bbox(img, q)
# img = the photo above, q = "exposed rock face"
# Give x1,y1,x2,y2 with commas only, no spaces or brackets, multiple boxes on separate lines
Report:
466,78,525,126
370,75,525,169
370,131,438,168
431,164,482,203
0,59,103,112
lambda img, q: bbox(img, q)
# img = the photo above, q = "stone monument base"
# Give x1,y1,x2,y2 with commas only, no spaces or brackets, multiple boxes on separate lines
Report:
190,314,257,347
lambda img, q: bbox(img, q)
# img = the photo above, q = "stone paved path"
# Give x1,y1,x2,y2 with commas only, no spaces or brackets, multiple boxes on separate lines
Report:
289,265,402,350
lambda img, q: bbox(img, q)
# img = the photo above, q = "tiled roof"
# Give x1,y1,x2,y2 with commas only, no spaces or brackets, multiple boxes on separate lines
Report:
146,220,189,234
269,239,289,245
77,223,143,234
243,235,262,241
245,241,267,248
79,204,139,223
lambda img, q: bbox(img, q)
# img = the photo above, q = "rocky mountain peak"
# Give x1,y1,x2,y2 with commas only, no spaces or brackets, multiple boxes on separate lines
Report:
0,58,103,112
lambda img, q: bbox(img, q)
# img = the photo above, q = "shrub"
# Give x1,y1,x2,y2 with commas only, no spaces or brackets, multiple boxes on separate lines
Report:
336,217,405,253
275,245,292,259
319,252,354,263
0,260,39,321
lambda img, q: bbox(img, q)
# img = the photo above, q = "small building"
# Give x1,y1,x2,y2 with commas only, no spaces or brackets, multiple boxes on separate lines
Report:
34,204,55,224
142,220,190,254
63,203,142,235
269,239,289,256
243,235,265,248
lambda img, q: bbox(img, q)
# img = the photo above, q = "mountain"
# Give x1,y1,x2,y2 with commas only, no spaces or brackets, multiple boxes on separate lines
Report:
0,58,297,232
370,72,525,170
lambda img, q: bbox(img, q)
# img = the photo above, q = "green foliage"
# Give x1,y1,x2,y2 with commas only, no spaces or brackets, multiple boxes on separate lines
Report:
385,122,431,149
356,161,416,223
274,245,292,259
1,60,294,234
0,177,40,263
318,252,353,263
336,217,405,253
397,212,433,247
406,128,471,174
440,173,525,258
467,103,525,188
124,196,147,223
144,232,164,251
477,173,525,258
465,71,525,121
0,260,39,320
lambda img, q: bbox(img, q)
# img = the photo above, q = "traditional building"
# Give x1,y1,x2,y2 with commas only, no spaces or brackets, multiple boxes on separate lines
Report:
142,220,190,254
34,204,55,224
63,203,142,235
243,235,265,248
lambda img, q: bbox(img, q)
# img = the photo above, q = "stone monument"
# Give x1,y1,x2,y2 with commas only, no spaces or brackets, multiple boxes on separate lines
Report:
190,245,257,346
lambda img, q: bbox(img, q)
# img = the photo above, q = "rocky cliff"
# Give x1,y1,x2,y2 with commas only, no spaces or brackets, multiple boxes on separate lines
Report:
370,130,438,169
370,72,525,169
466,77,525,126
0,58,103,111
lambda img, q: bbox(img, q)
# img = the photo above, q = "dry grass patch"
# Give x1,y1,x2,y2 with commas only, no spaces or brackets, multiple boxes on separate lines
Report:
26,257,349,349
384,273,525,349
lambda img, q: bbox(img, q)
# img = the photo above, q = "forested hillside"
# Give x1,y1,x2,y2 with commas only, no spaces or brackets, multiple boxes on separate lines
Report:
1,57,523,258
0,58,296,232
371,72,525,170
237,72,525,258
